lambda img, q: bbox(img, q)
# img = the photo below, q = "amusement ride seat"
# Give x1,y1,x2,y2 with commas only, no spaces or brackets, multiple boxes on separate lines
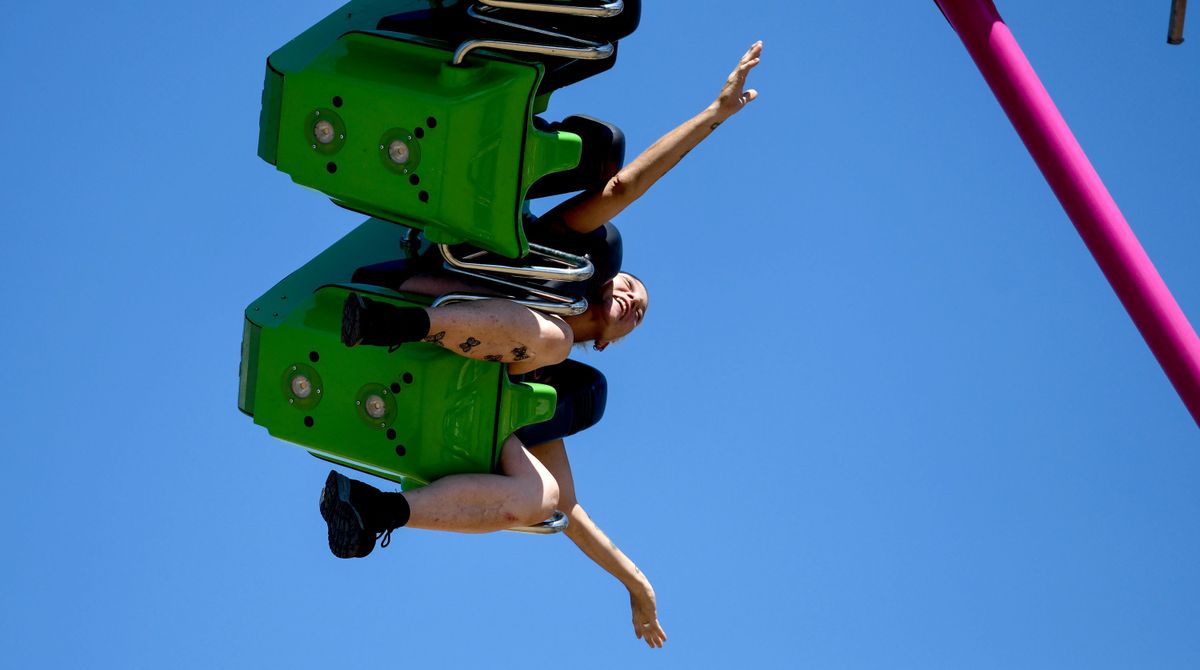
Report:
241,1,639,530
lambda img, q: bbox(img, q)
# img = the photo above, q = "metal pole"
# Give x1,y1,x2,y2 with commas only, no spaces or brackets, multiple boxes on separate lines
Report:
934,0,1200,427
1168,0,1187,45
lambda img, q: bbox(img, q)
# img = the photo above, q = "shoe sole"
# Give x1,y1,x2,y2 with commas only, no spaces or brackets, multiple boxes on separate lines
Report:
341,293,363,347
319,470,368,559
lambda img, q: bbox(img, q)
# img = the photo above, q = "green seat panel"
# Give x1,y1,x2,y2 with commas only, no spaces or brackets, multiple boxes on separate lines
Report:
263,19,582,258
239,218,557,489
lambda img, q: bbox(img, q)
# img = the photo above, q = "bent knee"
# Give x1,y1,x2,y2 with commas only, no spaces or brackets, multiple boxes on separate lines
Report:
510,472,559,526
499,437,560,524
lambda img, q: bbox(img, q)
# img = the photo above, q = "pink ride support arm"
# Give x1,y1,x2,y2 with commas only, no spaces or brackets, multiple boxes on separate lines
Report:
935,0,1200,428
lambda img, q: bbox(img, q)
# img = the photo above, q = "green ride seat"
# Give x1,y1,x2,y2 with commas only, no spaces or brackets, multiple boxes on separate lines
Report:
239,218,558,490
259,1,585,258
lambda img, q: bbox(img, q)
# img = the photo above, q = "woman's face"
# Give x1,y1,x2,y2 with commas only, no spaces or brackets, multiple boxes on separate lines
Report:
596,272,649,350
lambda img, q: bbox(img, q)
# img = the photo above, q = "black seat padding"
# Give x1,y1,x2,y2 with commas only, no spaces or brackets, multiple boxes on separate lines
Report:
351,252,442,290
376,0,641,96
513,359,608,445
482,0,642,44
527,115,625,199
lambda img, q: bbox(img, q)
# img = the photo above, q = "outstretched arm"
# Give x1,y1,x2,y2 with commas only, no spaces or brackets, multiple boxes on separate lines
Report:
527,439,667,649
545,41,763,234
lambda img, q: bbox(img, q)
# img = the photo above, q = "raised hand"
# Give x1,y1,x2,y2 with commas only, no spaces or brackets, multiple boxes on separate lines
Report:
713,41,763,121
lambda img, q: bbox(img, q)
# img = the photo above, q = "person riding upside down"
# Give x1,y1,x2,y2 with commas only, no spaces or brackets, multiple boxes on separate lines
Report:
321,41,762,649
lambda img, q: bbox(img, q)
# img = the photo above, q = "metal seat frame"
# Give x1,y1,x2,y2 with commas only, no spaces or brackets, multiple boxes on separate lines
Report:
453,2,621,65
434,242,593,316
439,1,629,316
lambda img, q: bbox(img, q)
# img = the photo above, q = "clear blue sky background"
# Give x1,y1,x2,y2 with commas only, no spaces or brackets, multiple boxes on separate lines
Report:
3,1,1198,667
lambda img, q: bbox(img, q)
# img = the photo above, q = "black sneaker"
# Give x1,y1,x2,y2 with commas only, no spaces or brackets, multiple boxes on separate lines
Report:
341,293,366,348
319,470,396,559
340,293,423,351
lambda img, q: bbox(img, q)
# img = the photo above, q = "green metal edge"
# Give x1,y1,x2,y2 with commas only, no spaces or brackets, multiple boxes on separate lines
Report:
239,318,262,415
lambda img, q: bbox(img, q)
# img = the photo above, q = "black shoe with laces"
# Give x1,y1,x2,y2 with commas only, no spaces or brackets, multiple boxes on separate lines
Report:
341,293,366,348
319,470,408,559
340,293,430,350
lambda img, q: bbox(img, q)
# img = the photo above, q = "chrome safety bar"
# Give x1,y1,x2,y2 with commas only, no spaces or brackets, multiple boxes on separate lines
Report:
440,243,594,282
477,0,624,18
467,4,602,47
434,290,586,316
453,37,612,65
432,267,589,316
507,510,569,534
453,2,617,65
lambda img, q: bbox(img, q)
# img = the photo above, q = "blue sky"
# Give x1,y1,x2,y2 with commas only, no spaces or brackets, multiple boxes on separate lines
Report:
2,1,1198,667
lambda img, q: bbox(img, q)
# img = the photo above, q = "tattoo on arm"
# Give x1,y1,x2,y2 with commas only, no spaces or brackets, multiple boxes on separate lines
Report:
667,148,692,171
710,121,721,131
423,331,446,347
459,336,481,353
511,346,530,361
484,354,503,362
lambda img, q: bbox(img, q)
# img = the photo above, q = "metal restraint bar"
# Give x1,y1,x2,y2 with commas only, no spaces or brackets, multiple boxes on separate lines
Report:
445,1,622,314
453,3,618,65
434,243,593,316
432,275,588,316
477,0,624,18
441,243,593,282
508,510,569,534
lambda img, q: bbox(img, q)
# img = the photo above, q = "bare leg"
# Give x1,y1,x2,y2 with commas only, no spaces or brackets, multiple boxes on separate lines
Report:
420,299,572,374
403,435,560,533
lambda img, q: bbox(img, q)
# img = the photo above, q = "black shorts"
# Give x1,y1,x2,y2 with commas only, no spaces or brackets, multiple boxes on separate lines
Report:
513,359,608,446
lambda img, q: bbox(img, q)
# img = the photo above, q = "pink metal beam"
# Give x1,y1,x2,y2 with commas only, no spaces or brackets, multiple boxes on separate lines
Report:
934,0,1200,427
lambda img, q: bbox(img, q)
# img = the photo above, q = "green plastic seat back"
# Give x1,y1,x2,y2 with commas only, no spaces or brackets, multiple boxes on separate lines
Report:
240,220,557,489
264,30,581,258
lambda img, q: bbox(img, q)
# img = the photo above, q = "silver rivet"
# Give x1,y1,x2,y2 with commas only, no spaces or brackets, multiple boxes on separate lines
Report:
291,375,313,399
365,394,387,419
314,119,336,145
388,140,411,165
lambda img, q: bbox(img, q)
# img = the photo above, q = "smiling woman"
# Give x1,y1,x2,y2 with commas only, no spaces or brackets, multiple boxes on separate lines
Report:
586,271,648,351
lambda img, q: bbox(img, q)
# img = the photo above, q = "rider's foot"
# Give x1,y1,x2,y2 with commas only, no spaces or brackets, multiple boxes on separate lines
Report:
341,293,367,348
340,293,431,349
319,470,410,559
